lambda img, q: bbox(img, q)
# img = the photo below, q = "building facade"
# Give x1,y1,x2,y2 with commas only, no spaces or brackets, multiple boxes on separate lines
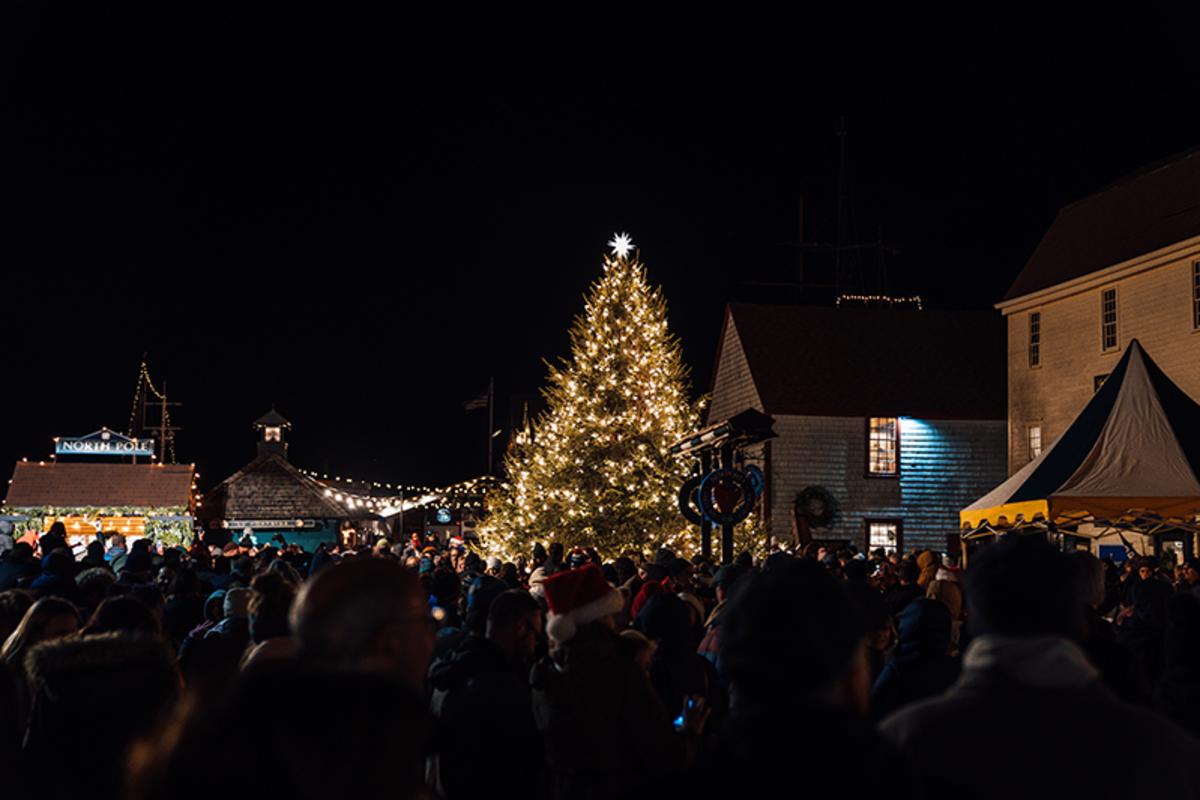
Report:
201,411,382,550
708,303,1007,555
1001,149,1200,474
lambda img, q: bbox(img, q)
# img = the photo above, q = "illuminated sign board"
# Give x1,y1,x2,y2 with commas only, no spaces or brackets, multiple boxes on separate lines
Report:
55,429,155,457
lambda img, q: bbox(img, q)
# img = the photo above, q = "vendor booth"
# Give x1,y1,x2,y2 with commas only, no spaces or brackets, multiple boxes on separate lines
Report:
960,339,1200,561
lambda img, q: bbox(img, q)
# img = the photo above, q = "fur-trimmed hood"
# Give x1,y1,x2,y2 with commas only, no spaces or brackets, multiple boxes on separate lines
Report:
26,632,178,688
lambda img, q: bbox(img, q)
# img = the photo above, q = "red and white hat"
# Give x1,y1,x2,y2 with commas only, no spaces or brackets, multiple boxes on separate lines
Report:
542,563,625,642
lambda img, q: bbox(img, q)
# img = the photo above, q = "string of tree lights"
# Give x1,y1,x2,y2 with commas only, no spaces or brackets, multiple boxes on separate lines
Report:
484,235,706,559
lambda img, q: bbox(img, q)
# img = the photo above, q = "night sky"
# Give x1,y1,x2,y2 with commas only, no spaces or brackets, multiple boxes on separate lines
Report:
2,5,1197,491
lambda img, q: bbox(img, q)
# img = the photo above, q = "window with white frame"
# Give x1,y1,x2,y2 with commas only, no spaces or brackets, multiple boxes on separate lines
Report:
1193,261,1200,330
866,520,902,555
1028,424,1042,461
867,417,899,475
1029,311,1041,367
1101,288,1118,351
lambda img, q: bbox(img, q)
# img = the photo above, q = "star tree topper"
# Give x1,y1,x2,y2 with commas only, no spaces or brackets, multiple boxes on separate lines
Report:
607,231,634,259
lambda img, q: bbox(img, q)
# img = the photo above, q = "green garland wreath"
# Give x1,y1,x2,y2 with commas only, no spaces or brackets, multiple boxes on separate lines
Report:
0,505,193,547
794,485,838,528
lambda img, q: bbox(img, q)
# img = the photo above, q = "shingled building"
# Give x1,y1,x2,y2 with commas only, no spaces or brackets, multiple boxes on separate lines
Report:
707,303,1008,555
3,460,196,543
201,410,378,550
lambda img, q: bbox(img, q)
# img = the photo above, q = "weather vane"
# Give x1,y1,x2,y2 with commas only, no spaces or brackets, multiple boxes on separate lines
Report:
607,232,634,259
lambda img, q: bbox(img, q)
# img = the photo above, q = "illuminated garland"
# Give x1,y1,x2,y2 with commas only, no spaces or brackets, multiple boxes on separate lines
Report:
0,505,193,546
835,294,923,310
126,360,178,463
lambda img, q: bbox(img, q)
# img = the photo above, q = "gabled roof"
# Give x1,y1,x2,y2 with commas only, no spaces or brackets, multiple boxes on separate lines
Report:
962,339,1200,528
5,463,195,508
201,454,360,522
715,303,1006,420
1005,147,1200,301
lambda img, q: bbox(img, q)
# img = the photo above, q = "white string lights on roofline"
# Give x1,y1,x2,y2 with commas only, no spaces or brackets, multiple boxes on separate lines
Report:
835,293,923,310
302,469,497,514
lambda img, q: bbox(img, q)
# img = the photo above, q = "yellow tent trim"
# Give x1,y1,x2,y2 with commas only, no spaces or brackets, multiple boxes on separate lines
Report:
959,499,1049,530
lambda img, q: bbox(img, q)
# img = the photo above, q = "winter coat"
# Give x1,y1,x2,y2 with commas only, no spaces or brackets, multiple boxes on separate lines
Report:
697,600,727,678
915,551,939,588
871,598,960,720
699,700,917,799
23,633,180,800
881,635,1200,799
130,664,432,800
428,634,543,799
1083,610,1149,705
0,556,37,591
531,623,687,800
883,583,924,620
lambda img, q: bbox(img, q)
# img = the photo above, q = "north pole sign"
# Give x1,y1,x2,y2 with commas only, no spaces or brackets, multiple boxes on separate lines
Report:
55,429,155,457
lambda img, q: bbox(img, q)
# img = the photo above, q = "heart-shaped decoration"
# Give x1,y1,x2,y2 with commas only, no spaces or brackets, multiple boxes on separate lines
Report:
712,480,744,515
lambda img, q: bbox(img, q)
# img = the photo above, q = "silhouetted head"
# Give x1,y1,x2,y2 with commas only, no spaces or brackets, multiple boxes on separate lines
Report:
291,557,431,689
721,558,867,712
965,533,1084,640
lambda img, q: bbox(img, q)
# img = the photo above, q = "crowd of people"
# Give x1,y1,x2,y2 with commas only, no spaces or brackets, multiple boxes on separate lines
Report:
3,520,1200,798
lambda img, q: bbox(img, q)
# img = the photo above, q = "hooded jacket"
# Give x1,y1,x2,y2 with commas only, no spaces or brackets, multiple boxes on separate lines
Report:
871,599,960,719
24,633,180,799
881,635,1200,798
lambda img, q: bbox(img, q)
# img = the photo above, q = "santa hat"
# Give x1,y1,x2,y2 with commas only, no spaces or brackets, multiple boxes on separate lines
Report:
542,563,625,642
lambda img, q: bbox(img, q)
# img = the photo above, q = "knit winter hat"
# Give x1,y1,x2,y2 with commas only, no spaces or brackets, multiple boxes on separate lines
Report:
542,563,624,642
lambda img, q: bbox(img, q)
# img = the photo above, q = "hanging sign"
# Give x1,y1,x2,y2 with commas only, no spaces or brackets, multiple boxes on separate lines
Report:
55,429,155,457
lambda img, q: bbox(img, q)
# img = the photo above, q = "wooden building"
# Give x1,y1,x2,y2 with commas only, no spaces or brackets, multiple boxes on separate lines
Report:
707,303,1007,554
1001,148,1200,474
201,410,380,550
3,460,196,545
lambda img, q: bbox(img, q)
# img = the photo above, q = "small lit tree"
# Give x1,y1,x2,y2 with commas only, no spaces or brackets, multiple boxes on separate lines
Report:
486,234,702,559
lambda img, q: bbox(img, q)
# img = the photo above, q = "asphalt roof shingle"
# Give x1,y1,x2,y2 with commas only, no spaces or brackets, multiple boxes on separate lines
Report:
4,462,195,508
201,454,358,521
720,303,1006,420
1005,148,1200,301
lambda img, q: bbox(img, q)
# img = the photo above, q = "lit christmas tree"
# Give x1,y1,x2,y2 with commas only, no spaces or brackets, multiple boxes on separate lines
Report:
486,234,703,559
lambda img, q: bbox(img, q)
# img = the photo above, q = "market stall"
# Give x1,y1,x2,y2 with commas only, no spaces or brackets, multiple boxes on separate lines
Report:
960,339,1200,562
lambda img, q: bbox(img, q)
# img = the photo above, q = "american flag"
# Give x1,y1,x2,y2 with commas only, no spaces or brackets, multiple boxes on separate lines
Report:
462,389,488,412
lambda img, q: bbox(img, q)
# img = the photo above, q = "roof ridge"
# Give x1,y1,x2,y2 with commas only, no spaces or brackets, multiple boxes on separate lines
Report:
1061,144,1200,213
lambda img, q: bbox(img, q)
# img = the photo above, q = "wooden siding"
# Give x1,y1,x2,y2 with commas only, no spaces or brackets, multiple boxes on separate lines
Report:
707,316,763,423
767,415,1006,553
1006,256,1200,473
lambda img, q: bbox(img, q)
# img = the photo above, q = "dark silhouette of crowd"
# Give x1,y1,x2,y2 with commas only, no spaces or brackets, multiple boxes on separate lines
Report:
3,519,1200,799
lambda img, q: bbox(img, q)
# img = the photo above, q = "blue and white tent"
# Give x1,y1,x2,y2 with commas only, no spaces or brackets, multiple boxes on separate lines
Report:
961,339,1200,534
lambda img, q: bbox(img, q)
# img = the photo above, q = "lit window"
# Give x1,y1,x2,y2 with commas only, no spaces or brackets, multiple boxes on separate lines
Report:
1193,262,1200,330
867,417,899,475
866,520,901,555
1029,311,1041,367
1101,288,1118,351
1028,425,1042,461
263,426,281,442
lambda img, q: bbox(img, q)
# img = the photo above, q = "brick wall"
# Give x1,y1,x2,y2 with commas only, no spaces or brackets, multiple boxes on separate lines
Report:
1007,255,1200,473
767,415,1006,553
